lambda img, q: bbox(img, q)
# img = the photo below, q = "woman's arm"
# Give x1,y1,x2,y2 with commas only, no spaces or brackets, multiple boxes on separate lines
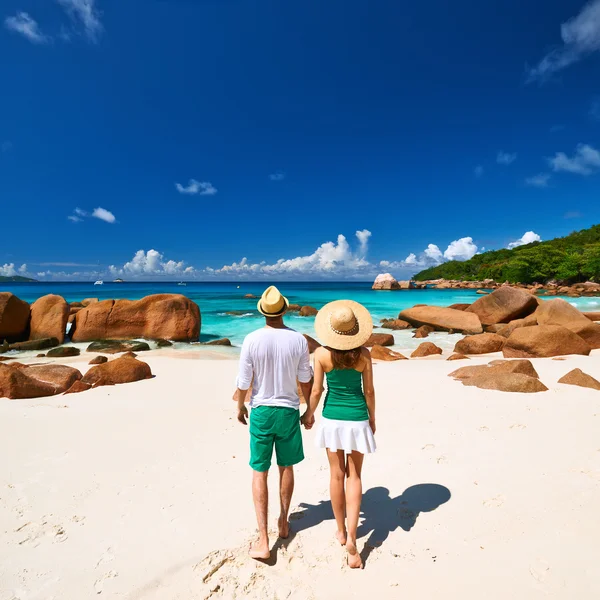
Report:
361,349,376,434
302,348,326,429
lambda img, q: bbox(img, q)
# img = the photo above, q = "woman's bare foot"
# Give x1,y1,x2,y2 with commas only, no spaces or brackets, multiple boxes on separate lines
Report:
278,516,289,539
249,538,270,560
346,540,363,569
335,529,347,545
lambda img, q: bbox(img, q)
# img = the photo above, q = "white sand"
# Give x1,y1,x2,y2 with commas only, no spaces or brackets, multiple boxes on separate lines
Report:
1,352,600,599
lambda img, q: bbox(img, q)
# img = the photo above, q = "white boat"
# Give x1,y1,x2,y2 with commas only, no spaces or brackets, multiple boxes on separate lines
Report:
94,280,103,286
177,282,187,286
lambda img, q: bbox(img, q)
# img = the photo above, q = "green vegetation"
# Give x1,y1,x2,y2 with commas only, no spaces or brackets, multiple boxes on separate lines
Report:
0,275,37,283
414,224,600,284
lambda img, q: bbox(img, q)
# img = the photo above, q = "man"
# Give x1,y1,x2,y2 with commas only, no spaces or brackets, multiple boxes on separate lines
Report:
233,285,313,560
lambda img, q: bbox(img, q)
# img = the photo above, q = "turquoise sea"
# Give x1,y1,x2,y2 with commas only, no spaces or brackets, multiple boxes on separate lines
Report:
2,281,599,353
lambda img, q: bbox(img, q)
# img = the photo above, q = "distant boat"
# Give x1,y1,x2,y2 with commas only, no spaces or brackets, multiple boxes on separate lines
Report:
178,282,187,286
113,278,125,283
94,280,103,286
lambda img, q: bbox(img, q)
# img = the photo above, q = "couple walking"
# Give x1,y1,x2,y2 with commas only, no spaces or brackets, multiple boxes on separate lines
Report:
233,286,376,569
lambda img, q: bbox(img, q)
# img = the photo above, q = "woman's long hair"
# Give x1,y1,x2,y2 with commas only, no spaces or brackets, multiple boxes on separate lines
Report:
329,346,362,370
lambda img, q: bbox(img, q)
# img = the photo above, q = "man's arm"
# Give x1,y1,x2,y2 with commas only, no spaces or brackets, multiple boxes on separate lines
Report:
234,338,252,425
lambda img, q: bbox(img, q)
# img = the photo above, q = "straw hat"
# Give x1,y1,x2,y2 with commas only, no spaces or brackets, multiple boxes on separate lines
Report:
314,300,373,350
257,285,289,317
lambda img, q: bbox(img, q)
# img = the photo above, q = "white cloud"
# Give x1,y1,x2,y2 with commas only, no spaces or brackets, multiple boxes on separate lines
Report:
403,253,418,265
355,229,371,258
0,263,17,277
4,12,48,44
110,249,195,278
548,143,600,175
92,207,116,223
474,165,484,178
425,244,444,263
528,0,600,82
525,173,552,188
175,179,217,196
18,264,27,274
497,151,517,165
443,237,478,261
269,172,285,181
507,231,542,249
57,0,103,42
68,215,83,222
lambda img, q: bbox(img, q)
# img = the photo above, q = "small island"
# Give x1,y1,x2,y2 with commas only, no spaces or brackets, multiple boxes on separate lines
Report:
0,275,37,283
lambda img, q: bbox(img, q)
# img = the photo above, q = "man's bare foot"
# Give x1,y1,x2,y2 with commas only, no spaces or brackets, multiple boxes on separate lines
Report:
249,539,270,560
335,529,347,545
346,540,363,569
278,516,289,539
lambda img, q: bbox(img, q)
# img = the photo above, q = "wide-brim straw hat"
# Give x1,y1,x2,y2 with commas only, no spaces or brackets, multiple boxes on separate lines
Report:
257,285,290,317
314,300,373,350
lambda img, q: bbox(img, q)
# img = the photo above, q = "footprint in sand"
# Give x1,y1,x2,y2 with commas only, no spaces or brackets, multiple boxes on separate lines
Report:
17,519,68,547
529,559,551,583
436,456,448,465
478,426,489,432
510,424,526,430
421,444,435,450
94,570,118,594
483,495,505,508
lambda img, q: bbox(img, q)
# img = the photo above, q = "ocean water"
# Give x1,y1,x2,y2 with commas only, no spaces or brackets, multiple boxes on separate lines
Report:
2,281,599,353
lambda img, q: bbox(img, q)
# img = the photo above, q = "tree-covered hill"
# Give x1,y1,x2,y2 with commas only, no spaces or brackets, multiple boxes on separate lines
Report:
0,275,37,283
414,224,600,284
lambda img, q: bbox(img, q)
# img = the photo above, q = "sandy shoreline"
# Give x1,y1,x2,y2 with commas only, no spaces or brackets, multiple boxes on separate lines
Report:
1,354,599,599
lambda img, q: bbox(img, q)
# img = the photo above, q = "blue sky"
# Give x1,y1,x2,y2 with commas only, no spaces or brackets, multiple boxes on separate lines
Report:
1,0,599,281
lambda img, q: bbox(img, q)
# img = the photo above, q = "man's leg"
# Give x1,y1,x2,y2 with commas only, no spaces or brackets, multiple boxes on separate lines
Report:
278,466,294,538
250,469,270,559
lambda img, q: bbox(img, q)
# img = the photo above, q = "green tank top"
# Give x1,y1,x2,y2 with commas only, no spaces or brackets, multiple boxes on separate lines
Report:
322,369,369,422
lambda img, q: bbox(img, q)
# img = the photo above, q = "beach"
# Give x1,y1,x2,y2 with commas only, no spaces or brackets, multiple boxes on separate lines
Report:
1,351,599,599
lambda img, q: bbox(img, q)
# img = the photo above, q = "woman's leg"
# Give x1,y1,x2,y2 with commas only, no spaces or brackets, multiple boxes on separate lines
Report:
327,449,347,545
345,451,364,568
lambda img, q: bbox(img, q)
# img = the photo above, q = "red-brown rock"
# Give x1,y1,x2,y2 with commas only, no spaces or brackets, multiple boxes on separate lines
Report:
29,295,69,344
398,306,483,334
380,319,411,330
462,372,548,393
46,346,81,357
454,333,506,355
71,294,200,342
583,312,600,322
411,342,443,358
448,303,471,311
364,333,395,347
557,368,600,391
372,273,400,290
370,345,408,361
121,351,138,358
26,364,82,391
287,304,301,312
299,306,318,317
89,355,108,365
0,292,30,342
303,334,321,353
466,286,538,325
0,362,82,399
535,298,600,349
503,325,592,358
413,325,434,338
81,356,153,387
447,353,470,361
495,313,538,338
64,380,93,394
450,359,539,380
81,298,99,307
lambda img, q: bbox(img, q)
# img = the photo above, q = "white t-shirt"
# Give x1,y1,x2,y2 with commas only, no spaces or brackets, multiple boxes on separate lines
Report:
236,327,313,410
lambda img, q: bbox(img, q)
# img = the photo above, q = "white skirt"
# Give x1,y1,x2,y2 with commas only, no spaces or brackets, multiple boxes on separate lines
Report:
315,417,377,455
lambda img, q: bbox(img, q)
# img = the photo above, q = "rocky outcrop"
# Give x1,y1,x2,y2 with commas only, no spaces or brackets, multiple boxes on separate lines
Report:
365,333,395,347
558,368,600,391
85,340,151,354
380,319,411,330
287,304,301,312
299,306,318,317
71,294,200,342
82,356,153,388
372,273,400,290
413,325,434,338
46,346,81,357
370,345,408,361
29,294,69,344
453,333,506,355
303,334,321,353
89,355,108,365
447,353,470,361
448,303,471,311
535,298,600,349
495,314,538,338
64,380,93,394
0,362,82,399
411,342,443,358
450,359,539,380
398,306,483,334
81,298,98,307
202,338,232,346
503,325,592,358
449,359,546,393
466,287,538,325
243,294,257,299
583,312,600,322
9,338,59,351
155,338,173,347
0,293,30,342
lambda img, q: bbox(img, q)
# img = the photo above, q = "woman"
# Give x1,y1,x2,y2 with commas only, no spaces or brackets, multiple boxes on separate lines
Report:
302,300,376,569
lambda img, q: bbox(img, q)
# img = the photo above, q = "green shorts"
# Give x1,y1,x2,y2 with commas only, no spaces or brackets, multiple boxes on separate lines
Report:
249,406,304,472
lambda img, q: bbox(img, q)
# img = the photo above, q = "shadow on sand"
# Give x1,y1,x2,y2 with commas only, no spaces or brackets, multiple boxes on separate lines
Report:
281,484,451,565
